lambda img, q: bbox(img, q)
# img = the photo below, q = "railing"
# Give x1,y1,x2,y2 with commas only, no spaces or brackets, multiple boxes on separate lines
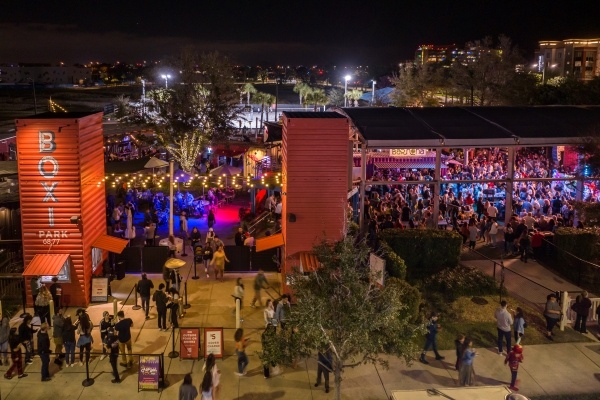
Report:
246,210,272,235
565,294,600,323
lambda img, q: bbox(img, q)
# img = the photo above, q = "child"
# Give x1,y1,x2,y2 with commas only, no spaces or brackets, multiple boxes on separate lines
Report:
504,344,524,391
513,307,525,345
454,334,466,371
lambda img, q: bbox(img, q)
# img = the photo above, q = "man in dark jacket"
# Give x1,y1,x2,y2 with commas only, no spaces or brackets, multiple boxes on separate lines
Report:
137,273,154,319
37,323,52,381
52,309,65,365
420,312,445,364
152,284,169,331
234,227,245,246
314,346,333,393
105,328,121,383
574,291,593,334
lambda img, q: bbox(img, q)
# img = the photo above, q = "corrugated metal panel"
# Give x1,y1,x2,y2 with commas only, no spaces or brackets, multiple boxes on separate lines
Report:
92,235,128,254
23,254,70,276
281,115,349,290
255,233,284,252
16,112,106,306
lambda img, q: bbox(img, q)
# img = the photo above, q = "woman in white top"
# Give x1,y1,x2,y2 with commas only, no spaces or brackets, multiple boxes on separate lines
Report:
263,299,274,327
202,354,220,400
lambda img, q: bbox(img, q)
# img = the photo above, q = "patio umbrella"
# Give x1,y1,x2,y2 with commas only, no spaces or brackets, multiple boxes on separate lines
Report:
164,258,186,269
209,164,242,187
144,157,169,169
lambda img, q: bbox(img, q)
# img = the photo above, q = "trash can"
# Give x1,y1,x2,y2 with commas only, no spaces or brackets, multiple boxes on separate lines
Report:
115,260,126,280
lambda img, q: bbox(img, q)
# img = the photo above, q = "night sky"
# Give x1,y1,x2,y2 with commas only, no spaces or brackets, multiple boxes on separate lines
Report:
1,0,599,65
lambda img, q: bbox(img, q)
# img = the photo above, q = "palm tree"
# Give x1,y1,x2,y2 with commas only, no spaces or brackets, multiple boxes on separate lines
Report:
346,89,364,107
241,83,257,106
303,88,329,111
293,82,311,105
253,91,275,129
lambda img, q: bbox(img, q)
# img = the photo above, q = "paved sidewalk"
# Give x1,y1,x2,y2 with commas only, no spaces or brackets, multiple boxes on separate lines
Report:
2,267,600,400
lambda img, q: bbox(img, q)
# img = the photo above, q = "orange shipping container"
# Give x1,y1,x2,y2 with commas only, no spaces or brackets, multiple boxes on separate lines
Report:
16,112,106,307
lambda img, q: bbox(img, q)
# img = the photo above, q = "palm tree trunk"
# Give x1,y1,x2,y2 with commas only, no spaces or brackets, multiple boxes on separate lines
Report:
247,92,250,107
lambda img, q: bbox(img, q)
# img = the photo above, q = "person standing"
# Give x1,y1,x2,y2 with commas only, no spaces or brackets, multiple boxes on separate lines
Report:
573,291,592,334
518,231,531,263
179,211,189,240
314,346,332,393
190,227,202,249
167,288,180,329
513,307,526,345
179,373,198,400
202,244,213,279
0,314,9,366
76,310,93,366
504,344,524,391
62,316,76,367
144,223,156,246
454,334,465,371
468,221,478,250
114,310,134,368
48,277,61,314
207,209,216,230
250,269,270,308
4,328,27,379
137,273,155,320
544,293,561,340
99,311,114,360
419,312,445,364
274,294,291,330
105,328,121,383
232,278,244,311
37,323,52,382
52,309,65,365
210,245,229,282
153,283,169,331
263,299,275,327
18,314,36,365
234,227,245,246
458,338,477,386
202,353,221,400
30,276,41,315
494,300,513,355
234,328,249,376
35,286,52,326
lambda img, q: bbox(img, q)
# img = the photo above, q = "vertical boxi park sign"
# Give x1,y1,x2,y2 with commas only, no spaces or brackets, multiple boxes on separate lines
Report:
16,112,106,307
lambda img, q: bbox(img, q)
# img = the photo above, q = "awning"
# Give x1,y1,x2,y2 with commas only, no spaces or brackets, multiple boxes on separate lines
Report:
23,254,70,276
299,251,319,273
92,234,129,254
255,233,284,252
375,161,435,169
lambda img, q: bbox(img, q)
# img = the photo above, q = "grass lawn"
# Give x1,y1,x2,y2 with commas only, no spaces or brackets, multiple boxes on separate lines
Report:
433,295,593,350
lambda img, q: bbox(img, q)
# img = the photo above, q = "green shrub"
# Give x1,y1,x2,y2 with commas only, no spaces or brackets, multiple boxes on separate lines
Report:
378,229,462,281
379,241,407,280
550,228,600,293
385,277,421,322
423,265,499,302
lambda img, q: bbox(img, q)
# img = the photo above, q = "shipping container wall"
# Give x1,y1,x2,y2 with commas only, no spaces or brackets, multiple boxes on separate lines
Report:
16,112,106,306
281,114,350,281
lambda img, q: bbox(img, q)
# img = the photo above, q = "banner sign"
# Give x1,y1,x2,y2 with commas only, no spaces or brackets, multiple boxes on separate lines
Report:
91,277,109,302
390,148,429,157
204,327,224,359
180,327,200,360
138,355,161,391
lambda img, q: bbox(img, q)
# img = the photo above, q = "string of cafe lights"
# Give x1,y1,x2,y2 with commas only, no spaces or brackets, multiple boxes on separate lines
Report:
48,98,68,113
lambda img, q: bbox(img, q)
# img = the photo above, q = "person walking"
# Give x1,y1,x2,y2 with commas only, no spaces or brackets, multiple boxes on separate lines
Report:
210,245,229,282
420,312,445,364
494,300,513,355
200,370,213,400
207,209,216,230
37,323,52,381
250,269,270,308
458,338,477,386
573,291,592,334
202,243,213,279
234,328,249,376
202,353,221,399
153,283,169,331
137,273,155,320
504,344,524,391
4,328,27,379
105,328,121,383
62,316,76,367
52,309,65,365
179,373,198,400
544,293,561,340
114,310,134,368
314,346,333,393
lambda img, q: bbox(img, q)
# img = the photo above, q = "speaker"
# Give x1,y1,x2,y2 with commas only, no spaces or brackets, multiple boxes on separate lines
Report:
288,213,296,223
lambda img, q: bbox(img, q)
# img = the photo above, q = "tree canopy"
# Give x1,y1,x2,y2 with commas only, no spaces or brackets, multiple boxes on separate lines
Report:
272,234,422,399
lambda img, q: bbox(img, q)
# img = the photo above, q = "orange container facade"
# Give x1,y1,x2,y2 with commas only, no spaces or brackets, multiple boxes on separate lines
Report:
281,113,350,290
16,112,106,307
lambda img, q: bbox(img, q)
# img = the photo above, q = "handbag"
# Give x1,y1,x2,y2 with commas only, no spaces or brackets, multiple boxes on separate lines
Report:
77,334,92,347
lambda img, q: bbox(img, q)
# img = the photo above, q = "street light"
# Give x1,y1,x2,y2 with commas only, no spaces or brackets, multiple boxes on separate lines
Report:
344,75,351,107
27,77,38,115
161,74,171,89
371,79,376,106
